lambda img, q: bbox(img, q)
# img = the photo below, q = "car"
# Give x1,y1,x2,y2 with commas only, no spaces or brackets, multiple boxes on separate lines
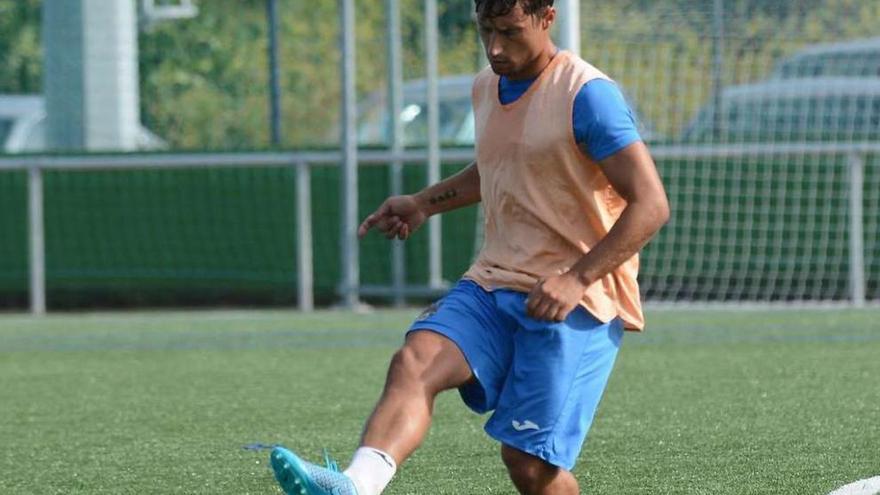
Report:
0,95,47,153
356,75,660,147
0,94,166,153
771,37,880,79
356,75,475,147
680,77,880,143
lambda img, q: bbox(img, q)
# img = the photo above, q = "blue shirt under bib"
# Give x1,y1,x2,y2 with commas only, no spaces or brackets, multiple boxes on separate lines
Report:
498,76,641,162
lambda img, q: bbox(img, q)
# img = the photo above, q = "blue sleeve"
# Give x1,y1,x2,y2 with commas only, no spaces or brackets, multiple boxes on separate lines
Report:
573,79,642,162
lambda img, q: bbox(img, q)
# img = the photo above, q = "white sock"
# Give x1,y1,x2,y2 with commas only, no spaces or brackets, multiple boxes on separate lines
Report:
343,446,397,495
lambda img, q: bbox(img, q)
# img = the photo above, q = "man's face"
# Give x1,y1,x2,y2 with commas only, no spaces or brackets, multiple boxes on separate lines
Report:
477,2,554,78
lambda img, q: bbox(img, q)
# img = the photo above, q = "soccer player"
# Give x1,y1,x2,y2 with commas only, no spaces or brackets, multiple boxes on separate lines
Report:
269,0,670,493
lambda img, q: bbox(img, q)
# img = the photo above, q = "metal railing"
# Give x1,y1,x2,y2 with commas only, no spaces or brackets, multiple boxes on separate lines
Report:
0,148,473,315
1,142,877,315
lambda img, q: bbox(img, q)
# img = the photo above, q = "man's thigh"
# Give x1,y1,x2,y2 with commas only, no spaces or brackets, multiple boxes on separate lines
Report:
406,280,516,413
486,294,625,471
397,330,474,392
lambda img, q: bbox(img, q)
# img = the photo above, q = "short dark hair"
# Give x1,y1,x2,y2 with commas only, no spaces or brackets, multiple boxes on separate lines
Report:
474,0,554,19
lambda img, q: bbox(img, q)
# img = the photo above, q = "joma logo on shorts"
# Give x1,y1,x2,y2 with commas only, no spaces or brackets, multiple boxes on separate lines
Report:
512,420,540,431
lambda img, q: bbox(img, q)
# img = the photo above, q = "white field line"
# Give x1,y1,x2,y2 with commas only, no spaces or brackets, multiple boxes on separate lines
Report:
828,477,880,495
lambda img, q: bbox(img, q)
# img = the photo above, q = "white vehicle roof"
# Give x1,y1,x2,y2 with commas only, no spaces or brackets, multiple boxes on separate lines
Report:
772,38,880,79
0,95,44,118
399,75,474,100
1,94,165,153
723,77,880,100
784,37,880,58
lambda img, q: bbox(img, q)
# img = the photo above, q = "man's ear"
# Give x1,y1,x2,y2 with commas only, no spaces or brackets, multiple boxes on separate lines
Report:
542,7,556,30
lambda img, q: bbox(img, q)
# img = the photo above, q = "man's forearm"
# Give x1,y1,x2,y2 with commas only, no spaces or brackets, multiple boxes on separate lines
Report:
413,161,481,216
567,200,669,287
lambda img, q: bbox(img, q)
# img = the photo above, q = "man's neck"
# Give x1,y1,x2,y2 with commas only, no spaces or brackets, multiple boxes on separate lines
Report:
506,44,559,81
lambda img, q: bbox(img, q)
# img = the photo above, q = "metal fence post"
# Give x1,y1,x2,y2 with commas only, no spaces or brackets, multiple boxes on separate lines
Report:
340,0,359,308
848,152,866,307
711,0,725,138
266,0,282,146
386,0,406,307
296,162,314,311
556,0,580,55
29,166,46,315
425,0,442,289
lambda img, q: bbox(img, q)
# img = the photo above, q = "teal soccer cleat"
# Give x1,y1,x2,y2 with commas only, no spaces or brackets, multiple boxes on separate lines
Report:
270,447,359,495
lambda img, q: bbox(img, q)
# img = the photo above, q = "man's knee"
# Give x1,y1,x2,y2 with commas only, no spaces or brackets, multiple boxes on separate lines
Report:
385,331,472,395
501,445,561,493
387,345,426,390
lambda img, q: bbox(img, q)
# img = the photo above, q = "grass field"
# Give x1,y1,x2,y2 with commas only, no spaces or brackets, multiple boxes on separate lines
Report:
1,308,878,494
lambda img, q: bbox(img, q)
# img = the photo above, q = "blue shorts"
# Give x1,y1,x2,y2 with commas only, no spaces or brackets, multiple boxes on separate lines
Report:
407,279,624,470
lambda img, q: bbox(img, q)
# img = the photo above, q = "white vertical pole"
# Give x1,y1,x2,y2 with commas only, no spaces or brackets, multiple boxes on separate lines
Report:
476,2,488,68
848,153,866,307
387,0,406,307
425,0,443,289
29,167,46,315
556,0,580,56
296,162,314,311
266,0,283,146
340,0,359,308
711,0,725,139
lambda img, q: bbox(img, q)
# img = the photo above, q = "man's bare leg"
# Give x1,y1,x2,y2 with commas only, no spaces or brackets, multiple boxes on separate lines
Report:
501,445,580,495
268,331,472,495
337,330,473,495
360,330,474,462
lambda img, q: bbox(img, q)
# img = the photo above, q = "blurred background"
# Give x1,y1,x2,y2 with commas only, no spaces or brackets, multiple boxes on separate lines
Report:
0,0,878,313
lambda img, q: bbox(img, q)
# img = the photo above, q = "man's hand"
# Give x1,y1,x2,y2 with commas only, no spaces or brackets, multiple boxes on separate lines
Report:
525,272,588,322
358,195,428,241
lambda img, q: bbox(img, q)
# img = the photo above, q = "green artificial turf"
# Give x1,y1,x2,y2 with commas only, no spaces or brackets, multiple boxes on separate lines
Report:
1,308,878,494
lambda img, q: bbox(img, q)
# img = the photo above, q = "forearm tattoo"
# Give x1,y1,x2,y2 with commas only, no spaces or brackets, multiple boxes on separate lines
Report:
428,188,458,205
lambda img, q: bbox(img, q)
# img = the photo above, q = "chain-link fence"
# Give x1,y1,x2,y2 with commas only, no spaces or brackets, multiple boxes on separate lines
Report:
0,0,877,310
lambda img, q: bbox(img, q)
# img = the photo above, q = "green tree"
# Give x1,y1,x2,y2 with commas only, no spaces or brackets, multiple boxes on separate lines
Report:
0,0,42,94
1,0,877,149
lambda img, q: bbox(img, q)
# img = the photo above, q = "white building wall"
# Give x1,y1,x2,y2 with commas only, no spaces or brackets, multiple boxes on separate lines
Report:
43,0,140,151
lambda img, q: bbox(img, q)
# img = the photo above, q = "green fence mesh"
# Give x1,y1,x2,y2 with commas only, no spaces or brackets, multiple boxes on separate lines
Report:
0,153,876,308
0,160,479,308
